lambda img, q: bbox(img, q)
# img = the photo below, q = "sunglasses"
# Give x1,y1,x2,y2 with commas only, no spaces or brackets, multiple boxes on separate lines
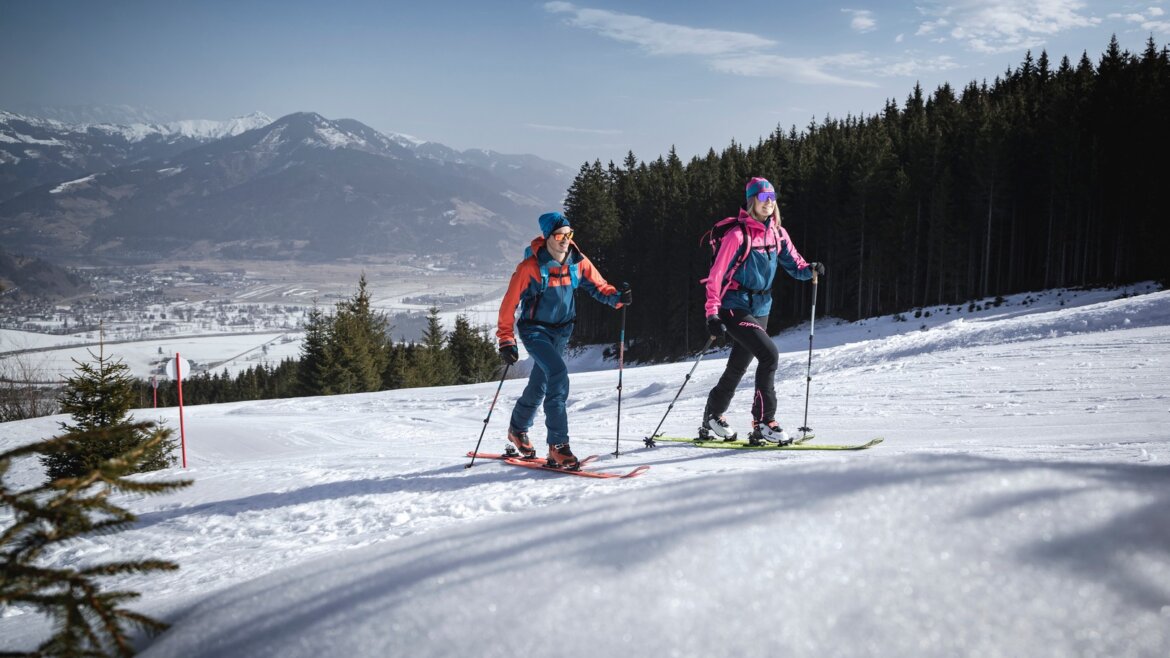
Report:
550,230,575,242
756,191,777,202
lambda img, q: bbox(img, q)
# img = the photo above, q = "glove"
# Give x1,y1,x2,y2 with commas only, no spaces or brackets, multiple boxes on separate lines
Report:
499,344,519,365
706,315,725,339
619,284,632,306
811,262,826,277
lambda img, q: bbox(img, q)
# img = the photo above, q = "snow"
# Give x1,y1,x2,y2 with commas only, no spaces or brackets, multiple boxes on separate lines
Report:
163,112,271,139
0,331,303,382
389,132,425,148
1,285,1168,656
48,173,96,194
0,110,271,144
0,131,65,146
107,114,272,142
310,124,368,149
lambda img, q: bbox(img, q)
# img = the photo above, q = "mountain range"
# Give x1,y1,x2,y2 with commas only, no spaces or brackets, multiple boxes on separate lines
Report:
0,110,575,265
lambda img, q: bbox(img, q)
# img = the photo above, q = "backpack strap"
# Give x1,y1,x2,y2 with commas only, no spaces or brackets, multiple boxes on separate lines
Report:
535,259,579,292
709,218,752,297
524,244,579,293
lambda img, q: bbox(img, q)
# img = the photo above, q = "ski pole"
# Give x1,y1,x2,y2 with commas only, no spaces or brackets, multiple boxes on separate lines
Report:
798,272,818,439
644,335,716,447
466,363,511,469
612,298,628,457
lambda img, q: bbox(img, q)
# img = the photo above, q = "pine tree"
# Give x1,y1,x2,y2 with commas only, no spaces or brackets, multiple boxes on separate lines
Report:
2,427,192,657
406,308,457,387
324,275,391,394
297,305,332,396
448,315,500,384
41,340,176,481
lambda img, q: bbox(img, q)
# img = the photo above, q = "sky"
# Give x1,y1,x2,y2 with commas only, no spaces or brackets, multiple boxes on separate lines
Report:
1,283,1167,655
2,0,1168,167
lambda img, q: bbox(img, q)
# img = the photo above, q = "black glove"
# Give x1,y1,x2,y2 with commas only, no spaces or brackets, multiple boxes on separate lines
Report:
619,284,632,306
706,315,725,339
499,344,519,365
811,262,826,277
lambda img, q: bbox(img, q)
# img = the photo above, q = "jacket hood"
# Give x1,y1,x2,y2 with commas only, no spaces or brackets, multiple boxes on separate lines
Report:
738,208,779,231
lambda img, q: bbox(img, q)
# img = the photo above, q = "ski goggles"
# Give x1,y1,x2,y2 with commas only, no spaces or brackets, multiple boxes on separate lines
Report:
756,191,776,202
550,230,575,242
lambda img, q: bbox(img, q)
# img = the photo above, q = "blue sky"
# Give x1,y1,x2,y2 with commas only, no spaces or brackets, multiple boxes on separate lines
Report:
2,1,1166,167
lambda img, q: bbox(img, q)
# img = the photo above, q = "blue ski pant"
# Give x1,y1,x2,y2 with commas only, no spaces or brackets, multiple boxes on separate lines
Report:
509,323,573,445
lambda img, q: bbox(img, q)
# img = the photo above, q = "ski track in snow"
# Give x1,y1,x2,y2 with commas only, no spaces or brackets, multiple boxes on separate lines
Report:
1,286,1169,656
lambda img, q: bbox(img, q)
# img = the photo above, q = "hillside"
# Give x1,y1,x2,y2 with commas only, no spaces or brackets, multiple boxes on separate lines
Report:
0,284,1167,656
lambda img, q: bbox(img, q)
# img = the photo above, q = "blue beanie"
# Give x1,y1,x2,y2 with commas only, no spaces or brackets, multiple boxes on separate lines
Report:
538,211,570,239
745,177,775,204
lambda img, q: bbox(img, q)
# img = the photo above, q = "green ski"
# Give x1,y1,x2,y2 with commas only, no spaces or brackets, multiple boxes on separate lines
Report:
652,436,883,451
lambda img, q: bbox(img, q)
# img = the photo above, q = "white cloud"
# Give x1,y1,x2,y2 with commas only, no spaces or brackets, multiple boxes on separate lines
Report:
896,33,905,43
544,2,774,57
916,0,1101,54
874,54,962,77
1120,5,1170,33
711,50,960,83
916,18,949,36
711,54,880,86
544,2,879,87
843,9,877,33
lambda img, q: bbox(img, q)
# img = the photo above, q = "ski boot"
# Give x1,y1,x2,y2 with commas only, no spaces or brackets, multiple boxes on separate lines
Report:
507,428,537,459
697,414,738,442
750,420,792,446
547,443,580,470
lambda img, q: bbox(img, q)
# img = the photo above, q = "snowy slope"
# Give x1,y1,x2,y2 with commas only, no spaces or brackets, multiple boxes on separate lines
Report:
1,285,1168,656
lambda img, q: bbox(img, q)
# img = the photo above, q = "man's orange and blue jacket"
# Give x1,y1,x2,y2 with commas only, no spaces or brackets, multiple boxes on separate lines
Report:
497,236,623,348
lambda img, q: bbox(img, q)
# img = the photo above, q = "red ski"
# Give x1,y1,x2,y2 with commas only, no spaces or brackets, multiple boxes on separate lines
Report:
467,451,649,479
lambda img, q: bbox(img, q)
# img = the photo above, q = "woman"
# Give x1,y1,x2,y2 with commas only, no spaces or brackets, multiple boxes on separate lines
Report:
701,177,824,446
497,211,631,469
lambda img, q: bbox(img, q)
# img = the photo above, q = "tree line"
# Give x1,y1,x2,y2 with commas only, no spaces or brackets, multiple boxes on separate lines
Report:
564,36,1170,361
136,276,501,407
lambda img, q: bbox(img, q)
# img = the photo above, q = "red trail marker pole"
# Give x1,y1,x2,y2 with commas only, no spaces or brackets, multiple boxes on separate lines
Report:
176,353,187,469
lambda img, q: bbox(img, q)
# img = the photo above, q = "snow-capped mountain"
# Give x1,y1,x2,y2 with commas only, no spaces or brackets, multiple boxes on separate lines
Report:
0,112,572,264
6,103,174,127
0,110,272,201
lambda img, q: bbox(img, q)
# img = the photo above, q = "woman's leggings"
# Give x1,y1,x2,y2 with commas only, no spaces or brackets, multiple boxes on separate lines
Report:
704,309,778,425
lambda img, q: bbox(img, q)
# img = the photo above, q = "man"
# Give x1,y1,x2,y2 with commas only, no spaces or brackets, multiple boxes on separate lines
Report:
497,211,631,469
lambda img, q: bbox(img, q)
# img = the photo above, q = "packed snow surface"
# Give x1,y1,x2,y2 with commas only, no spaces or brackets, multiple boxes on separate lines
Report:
1,285,1168,656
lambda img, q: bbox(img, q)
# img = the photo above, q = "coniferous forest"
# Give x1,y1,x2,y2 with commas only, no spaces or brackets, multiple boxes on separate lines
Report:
135,277,500,408
564,37,1170,361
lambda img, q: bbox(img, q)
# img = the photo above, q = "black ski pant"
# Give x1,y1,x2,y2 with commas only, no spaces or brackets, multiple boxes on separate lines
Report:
705,309,778,425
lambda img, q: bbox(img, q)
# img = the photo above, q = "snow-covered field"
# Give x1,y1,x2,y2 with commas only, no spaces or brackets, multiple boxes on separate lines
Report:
1,284,1168,657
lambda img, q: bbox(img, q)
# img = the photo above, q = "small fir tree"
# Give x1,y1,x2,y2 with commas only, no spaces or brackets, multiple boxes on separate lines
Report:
41,341,175,481
1,425,193,657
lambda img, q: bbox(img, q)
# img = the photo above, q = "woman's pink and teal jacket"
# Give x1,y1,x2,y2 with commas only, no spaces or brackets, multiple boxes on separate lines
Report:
704,209,813,318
